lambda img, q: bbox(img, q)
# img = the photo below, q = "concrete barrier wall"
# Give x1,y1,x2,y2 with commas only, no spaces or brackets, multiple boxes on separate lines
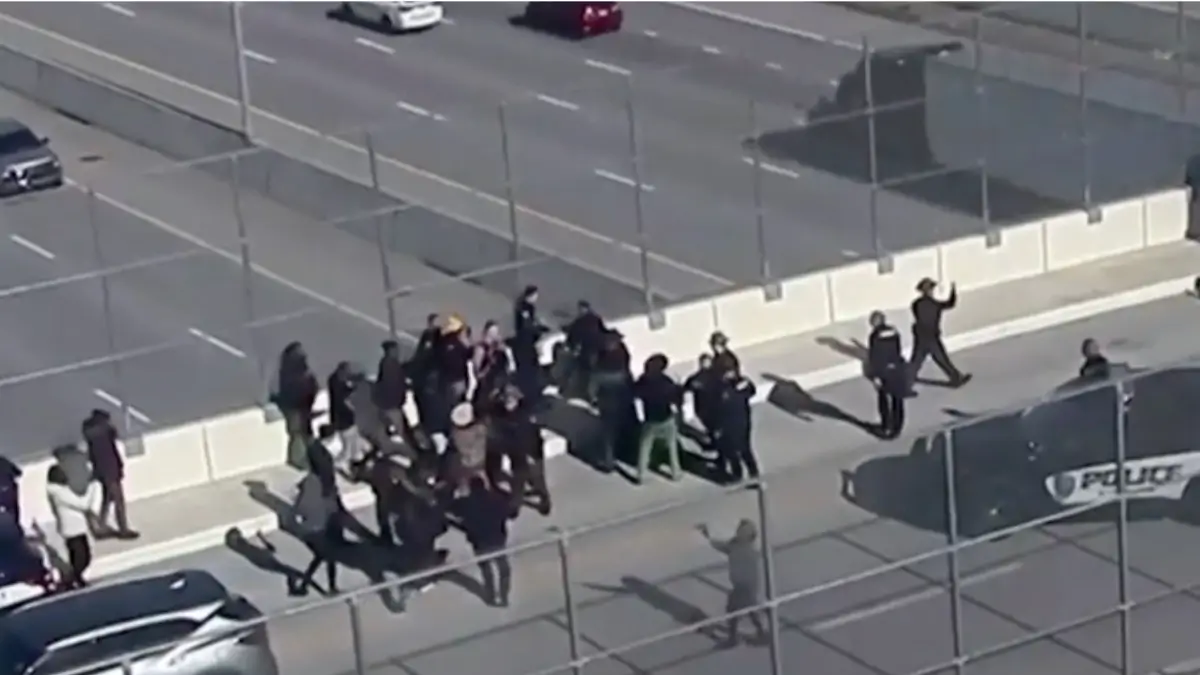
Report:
0,15,1191,526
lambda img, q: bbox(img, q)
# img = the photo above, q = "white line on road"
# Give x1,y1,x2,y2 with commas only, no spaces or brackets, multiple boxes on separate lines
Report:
354,37,394,55
535,93,580,111
101,3,136,18
670,2,860,49
441,17,455,25
811,561,1023,631
93,388,152,424
840,249,861,259
9,234,55,260
701,45,722,55
396,100,446,121
243,50,276,65
643,29,658,38
594,169,655,192
188,327,247,359
585,59,631,76
765,62,783,71
742,156,799,179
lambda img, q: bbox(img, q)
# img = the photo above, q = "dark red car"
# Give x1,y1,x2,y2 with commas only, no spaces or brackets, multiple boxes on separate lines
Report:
521,2,623,39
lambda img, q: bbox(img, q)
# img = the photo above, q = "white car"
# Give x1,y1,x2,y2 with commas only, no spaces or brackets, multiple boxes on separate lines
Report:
340,1,443,32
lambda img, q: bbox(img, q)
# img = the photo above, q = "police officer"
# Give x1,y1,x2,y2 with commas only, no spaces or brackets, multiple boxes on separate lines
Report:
409,314,441,431
592,329,635,473
684,353,721,449
713,364,759,483
565,300,606,399
375,341,411,439
512,285,549,404
866,311,907,439
709,331,741,377
1079,338,1111,379
909,278,971,389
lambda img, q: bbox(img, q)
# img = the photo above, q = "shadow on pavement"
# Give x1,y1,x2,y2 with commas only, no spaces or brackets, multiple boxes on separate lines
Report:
762,373,877,437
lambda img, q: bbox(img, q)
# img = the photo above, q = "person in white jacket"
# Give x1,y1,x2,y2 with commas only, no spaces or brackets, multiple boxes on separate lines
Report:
46,465,97,590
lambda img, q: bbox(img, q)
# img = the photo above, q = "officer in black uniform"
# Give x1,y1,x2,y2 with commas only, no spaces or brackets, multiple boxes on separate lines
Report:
909,278,971,390
564,300,606,399
512,285,549,404
713,364,759,484
1079,338,1111,379
866,311,907,439
709,331,741,377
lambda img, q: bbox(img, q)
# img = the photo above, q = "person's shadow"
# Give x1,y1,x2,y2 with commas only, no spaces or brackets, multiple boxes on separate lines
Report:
244,479,375,543
586,576,723,643
224,528,303,586
761,373,876,435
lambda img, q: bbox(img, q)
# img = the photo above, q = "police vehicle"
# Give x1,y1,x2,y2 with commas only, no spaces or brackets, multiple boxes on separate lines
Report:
921,364,1200,537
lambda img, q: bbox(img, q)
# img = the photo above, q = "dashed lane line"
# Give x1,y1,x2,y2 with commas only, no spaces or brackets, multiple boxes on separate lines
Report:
94,388,152,424
9,234,55,260
188,327,247,359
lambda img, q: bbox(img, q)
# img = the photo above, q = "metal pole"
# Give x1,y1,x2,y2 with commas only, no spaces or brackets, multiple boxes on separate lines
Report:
863,35,885,261
121,657,133,675
1076,3,1092,209
228,155,265,390
497,102,524,294
365,132,399,338
1114,380,1133,675
1178,3,1190,155
230,2,253,139
348,597,366,675
973,17,992,228
557,533,583,675
942,429,967,675
755,482,784,675
747,100,771,285
624,77,656,315
86,186,133,434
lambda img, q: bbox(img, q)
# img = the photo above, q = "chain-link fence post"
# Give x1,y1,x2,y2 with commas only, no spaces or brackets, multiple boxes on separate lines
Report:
623,75,657,318
86,185,138,450
746,100,773,288
1076,3,1094,213
229,1,253,139
497,102,524,296
1115,379,1133,675
862,34,890,271
365,131,399,338
942,428,966,675
556,530,583,675
755,481,784,675
1176,3,1191,158
972,17,996,242
227,154,266,393
348,595,367,675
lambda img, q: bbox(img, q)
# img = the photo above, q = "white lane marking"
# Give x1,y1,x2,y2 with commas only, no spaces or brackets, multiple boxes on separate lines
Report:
396,100,447,121
811,561,1023,632
243,50,276,65
188,327,247,359
643,29,659,38
594,169,655,192
766,61,783,71
701,45,722,55
101,3,136,18
9,234,55,260
841,249,861,259
441,17,455,25
94,388,152,424
741,156,799,179
535,93,580,111
355,36,394,55
669,2,860,49
585,58,632,76
0,14,732,289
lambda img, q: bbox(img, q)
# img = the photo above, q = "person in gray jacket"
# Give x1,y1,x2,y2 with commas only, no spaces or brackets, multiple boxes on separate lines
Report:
699,519,768,647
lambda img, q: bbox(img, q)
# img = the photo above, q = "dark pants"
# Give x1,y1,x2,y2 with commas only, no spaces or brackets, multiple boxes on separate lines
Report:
64,534,92,589
284,409,314,469
513,347,542,403
510,458,551,515
910,335,964,385
876,368,907,438
296,517,341,595
716,429,759,482
97,478,130,533
476,546,512,606
593,372,631,470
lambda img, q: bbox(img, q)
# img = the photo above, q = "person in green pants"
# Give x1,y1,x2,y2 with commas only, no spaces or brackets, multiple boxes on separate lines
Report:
634,353,684,483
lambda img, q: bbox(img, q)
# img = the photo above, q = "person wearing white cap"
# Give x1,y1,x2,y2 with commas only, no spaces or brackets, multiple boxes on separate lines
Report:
449,402,488,495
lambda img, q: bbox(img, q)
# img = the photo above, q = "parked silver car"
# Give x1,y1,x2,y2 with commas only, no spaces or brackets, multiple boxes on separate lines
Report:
0,570,278,675
0,118,62,197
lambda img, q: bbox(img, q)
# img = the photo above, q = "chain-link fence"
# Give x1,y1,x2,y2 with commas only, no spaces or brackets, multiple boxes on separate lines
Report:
51,352,1200,675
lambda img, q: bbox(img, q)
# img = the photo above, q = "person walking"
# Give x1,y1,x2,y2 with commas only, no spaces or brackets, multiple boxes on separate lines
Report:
457,476,513,608
634,354,683,484
699,519,768,648
909,278,971,389
288,462,342,597
274,342,320,469
46,464,98,590
82,410,138,539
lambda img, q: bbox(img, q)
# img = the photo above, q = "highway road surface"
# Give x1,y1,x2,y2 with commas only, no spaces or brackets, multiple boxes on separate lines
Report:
0,86,515,460
113,294,1200,675
0,1,1007,287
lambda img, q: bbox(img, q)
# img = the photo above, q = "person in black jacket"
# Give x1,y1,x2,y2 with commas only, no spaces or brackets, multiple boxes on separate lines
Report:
714,366,759,483
565,300,606,399
494,387,551,516
275,342,320,469
634,354,683,483
0,455,20,528
457,476,513,607
592,330,636,472
866,311,907,439
709,331,741,377
375,340,411,439
410,314,442,431
909,278,971,390
82,410,138,539
327,362,360,466
1079,338,1111,379
684,353,720,449
512,285,549,403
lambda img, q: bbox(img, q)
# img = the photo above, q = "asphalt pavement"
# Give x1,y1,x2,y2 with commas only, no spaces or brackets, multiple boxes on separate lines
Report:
110,293,1200,675
0,86,514,460
0,1,1001,285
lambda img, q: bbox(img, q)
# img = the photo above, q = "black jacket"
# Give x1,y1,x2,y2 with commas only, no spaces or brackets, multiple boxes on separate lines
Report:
458,489,510,552
375,355,409,410
867,323,904,379
328,371,356,431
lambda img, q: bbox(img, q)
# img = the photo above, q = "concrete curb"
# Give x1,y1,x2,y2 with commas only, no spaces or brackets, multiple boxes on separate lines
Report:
84,274,1197,578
